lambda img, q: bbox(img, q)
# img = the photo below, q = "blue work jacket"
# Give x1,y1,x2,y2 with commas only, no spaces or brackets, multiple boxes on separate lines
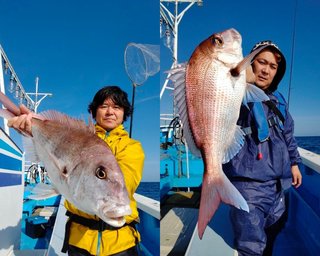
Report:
223,91,301,189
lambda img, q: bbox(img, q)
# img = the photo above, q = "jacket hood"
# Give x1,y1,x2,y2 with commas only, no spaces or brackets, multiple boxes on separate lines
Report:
250,40,286,92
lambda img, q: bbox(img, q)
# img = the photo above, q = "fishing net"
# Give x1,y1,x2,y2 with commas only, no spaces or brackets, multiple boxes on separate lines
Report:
124,43,160,86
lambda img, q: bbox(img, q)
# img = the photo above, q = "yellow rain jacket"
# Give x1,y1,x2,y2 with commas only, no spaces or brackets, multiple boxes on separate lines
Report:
64,124,145,255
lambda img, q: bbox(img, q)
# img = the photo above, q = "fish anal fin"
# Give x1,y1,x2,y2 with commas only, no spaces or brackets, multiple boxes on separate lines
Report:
197,171,249,239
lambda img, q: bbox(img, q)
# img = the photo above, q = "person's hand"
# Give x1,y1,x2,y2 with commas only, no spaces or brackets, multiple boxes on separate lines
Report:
246,65,256,84
7,105,33,137
291,165,302,188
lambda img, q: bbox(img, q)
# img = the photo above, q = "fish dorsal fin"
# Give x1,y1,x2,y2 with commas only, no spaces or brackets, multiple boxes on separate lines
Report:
39,110,95,133
170,63,201,158
222,125,245,164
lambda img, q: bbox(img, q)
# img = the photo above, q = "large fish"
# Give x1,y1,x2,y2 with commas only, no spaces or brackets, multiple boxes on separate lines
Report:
0,92,131,227
171,28,269,238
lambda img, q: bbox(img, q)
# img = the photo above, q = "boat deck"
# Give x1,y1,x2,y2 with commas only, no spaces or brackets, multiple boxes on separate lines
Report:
160,191,200,255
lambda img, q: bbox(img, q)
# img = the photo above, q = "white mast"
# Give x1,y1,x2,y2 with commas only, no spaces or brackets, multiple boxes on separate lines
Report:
160,0,203,99
26,76,52,113
160,1,203,185
0,45,52,135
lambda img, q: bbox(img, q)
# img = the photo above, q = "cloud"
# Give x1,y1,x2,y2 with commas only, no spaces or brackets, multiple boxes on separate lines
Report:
136,95,159,104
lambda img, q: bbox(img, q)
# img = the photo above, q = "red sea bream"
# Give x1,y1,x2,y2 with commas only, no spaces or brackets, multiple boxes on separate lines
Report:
171,28,269,238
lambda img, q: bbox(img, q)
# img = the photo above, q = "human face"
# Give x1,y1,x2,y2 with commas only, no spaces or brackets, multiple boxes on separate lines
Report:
252,50,278,90
95,98,124,131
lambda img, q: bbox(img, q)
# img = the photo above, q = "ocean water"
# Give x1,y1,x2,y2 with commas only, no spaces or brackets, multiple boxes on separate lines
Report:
296,136,320,154
136,181,159,201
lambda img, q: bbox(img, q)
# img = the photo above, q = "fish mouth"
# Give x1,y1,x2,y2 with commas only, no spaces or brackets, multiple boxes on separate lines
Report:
101,216,127,227
221,28,242,54
228,28,241,41
99,205,132,227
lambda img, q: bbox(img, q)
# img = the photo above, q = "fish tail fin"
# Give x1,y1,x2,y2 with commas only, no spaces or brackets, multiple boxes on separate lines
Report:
198,171,249,239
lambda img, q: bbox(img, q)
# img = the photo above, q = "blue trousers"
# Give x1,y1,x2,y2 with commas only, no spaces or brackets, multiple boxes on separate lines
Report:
230,179,286,256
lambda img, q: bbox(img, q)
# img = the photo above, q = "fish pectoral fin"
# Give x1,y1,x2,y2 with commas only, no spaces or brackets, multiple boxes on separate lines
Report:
27,183,60,200
197,172,249,239
222,126,245,164
231,44,269,76
242,83,269,107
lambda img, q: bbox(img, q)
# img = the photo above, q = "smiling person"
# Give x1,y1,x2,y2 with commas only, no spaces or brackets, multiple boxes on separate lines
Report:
62,85,145,256
223,41,302,256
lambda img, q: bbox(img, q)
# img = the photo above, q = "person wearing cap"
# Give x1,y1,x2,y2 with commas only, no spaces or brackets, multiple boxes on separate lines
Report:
223,41,302,256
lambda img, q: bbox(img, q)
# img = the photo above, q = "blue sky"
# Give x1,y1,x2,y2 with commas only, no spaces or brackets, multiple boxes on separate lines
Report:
0,0,159,181
1,0,320,182
161,0,320,136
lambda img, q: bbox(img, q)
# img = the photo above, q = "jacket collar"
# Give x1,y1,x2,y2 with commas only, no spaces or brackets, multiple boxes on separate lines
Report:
95,124,128,138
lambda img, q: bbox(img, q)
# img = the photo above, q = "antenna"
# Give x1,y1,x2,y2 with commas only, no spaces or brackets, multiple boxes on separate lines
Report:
160,0,203,99
287,0,298,109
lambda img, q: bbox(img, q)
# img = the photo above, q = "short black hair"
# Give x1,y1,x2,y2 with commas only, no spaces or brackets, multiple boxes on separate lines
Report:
88,86,132,122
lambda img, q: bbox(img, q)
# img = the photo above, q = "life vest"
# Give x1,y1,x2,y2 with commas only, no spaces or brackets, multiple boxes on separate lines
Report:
243,90,287,142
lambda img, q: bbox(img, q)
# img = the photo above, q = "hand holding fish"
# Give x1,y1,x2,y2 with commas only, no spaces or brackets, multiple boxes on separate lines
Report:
7,105,33,137
246,65,256,84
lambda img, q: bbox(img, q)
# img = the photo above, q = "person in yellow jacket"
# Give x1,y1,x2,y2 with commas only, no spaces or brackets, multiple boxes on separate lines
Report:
7,85,144,255
63,85,145,256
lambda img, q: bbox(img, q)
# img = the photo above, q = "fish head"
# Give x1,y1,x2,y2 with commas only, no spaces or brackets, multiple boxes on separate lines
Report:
195,28,243,65
66,144,131,227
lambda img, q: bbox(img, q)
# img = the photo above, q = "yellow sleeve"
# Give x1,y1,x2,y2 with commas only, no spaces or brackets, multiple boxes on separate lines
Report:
116,139,145,198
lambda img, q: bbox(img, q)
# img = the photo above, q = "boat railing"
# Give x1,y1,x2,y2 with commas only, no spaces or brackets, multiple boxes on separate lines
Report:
134,193,160,220
134,193,160,256
298,147,320,174
160,113,175,127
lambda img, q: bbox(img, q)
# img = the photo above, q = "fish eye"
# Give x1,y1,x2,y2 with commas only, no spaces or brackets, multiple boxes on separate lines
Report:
95,166,107,179
212,36,223,46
